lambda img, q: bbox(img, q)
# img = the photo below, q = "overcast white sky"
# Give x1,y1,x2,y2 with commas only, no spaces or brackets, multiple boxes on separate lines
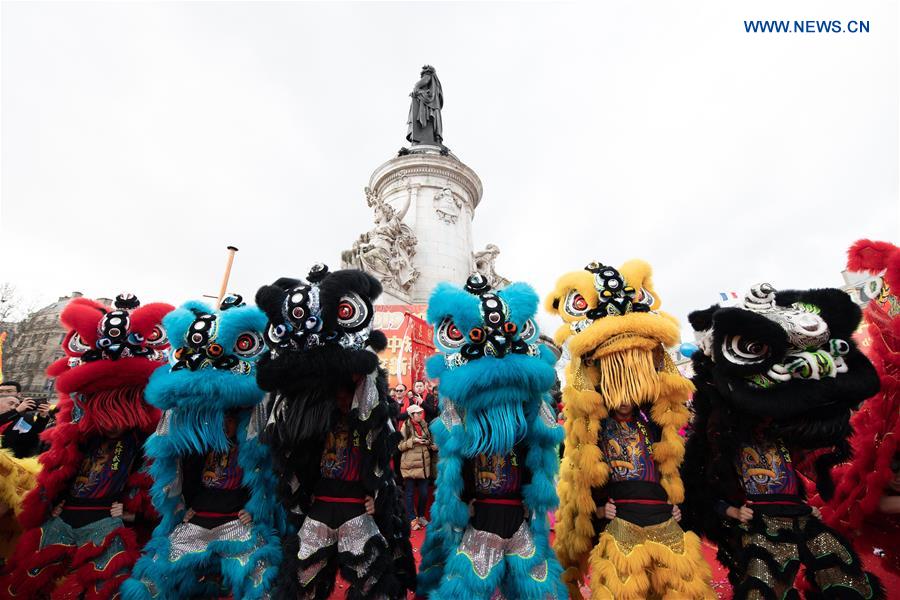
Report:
2,1,898,339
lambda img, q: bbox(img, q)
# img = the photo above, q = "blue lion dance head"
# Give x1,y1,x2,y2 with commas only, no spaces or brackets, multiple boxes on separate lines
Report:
426,274,557,456
145,294,268,453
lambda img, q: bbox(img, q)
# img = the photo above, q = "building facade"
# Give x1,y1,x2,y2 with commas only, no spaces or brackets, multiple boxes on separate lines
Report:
0,292,111,395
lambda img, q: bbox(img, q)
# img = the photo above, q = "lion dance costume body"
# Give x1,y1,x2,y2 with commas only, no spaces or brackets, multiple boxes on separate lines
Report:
0,294,172,599
122,296,288,599
417,274,567,599
817,241,900,563
548,260,713,600
681,282,885,599
255,265,415,599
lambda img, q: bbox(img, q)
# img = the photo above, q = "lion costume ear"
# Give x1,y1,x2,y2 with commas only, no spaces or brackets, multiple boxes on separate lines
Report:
618,259,662,310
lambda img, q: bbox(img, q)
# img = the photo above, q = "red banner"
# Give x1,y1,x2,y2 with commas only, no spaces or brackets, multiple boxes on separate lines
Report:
374,305,436,390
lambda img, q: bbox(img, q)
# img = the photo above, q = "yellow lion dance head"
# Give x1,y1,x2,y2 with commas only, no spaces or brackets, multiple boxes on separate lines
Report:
546,259,685,412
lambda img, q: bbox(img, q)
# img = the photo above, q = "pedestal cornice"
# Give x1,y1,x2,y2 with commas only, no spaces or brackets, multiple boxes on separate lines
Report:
369,153,483,211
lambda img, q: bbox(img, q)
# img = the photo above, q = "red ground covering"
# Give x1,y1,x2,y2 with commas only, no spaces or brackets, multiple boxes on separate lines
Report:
327,523,900,599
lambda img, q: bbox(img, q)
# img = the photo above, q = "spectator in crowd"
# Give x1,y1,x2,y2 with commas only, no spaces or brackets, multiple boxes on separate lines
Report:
0,383,55,458
393,383,409,422
0,383,34,428
2,397,54,458
397,405,436,530
390,383,409,484
411,380,439,423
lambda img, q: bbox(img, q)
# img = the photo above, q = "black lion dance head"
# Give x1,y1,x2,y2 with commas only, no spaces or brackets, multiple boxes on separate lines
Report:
255,264,388,443
685,283,879,514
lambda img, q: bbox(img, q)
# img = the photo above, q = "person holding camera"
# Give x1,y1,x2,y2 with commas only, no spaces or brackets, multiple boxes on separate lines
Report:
398,404,436,530
2,395,55,459
0,382,30,428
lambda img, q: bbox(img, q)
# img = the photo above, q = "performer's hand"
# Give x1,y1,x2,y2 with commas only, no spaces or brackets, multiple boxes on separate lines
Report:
110,502,124,518
727,504,754,523
810,506,822,520
672,505,682,522
51,501,65,517
183,508,196,523
238,509,253,526
603,500,616,520
364,496,375,516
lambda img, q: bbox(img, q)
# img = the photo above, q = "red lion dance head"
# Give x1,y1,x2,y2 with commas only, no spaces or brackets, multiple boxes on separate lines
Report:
46,293,173,436
821,240,900,532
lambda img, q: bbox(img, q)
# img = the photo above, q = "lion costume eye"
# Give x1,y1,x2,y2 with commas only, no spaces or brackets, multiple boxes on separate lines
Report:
266,323,288,346
637,287,655,307
722,335,770,364
234,332,265,358
437,318,466,349
564,290,590,316
519,319,539,343
67,333,92,354
145,326,168,347
335,293,369,331
859,277,884,304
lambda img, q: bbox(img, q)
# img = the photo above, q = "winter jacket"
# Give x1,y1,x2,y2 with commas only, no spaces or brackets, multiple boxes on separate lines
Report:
398,419,436,480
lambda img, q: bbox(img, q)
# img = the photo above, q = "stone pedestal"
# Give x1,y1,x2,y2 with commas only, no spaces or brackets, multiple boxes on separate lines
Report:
367,149,483,304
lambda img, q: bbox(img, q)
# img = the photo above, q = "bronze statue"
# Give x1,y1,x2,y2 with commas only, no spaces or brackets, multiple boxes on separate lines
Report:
407,65,443,146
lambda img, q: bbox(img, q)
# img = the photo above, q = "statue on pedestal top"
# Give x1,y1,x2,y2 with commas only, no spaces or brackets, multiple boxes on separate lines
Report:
407,65,443,146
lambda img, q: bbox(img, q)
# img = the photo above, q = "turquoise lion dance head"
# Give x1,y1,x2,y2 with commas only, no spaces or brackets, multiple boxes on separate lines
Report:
426,274,557,456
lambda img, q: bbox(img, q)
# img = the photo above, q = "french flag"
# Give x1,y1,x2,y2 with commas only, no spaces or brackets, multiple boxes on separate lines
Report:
719,291,739,302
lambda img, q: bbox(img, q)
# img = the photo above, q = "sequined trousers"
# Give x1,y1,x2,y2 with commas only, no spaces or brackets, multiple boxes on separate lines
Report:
589,517,715,600
0,516,137,600
734,513,884,600
123,518,276,600
295,512,394,600
429,520,555,600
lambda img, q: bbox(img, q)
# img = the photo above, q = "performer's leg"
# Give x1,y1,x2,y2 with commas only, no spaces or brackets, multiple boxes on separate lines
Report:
643,522,715,599
0,517,75,599
213,520,282,600
335,513,396,600
732,516,801,600
498,522,563,600
431,526,507,600
799,517,885,600
53,517,141,600
588,518,652,600
293,517,339,600
121,521,216,600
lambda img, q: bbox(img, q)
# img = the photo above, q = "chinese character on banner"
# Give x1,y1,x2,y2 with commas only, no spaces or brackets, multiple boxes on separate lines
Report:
374,305,435,390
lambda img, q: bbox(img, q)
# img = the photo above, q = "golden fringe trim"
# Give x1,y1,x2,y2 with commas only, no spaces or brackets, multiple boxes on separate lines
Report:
589,527,715,600
595,347,660,409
